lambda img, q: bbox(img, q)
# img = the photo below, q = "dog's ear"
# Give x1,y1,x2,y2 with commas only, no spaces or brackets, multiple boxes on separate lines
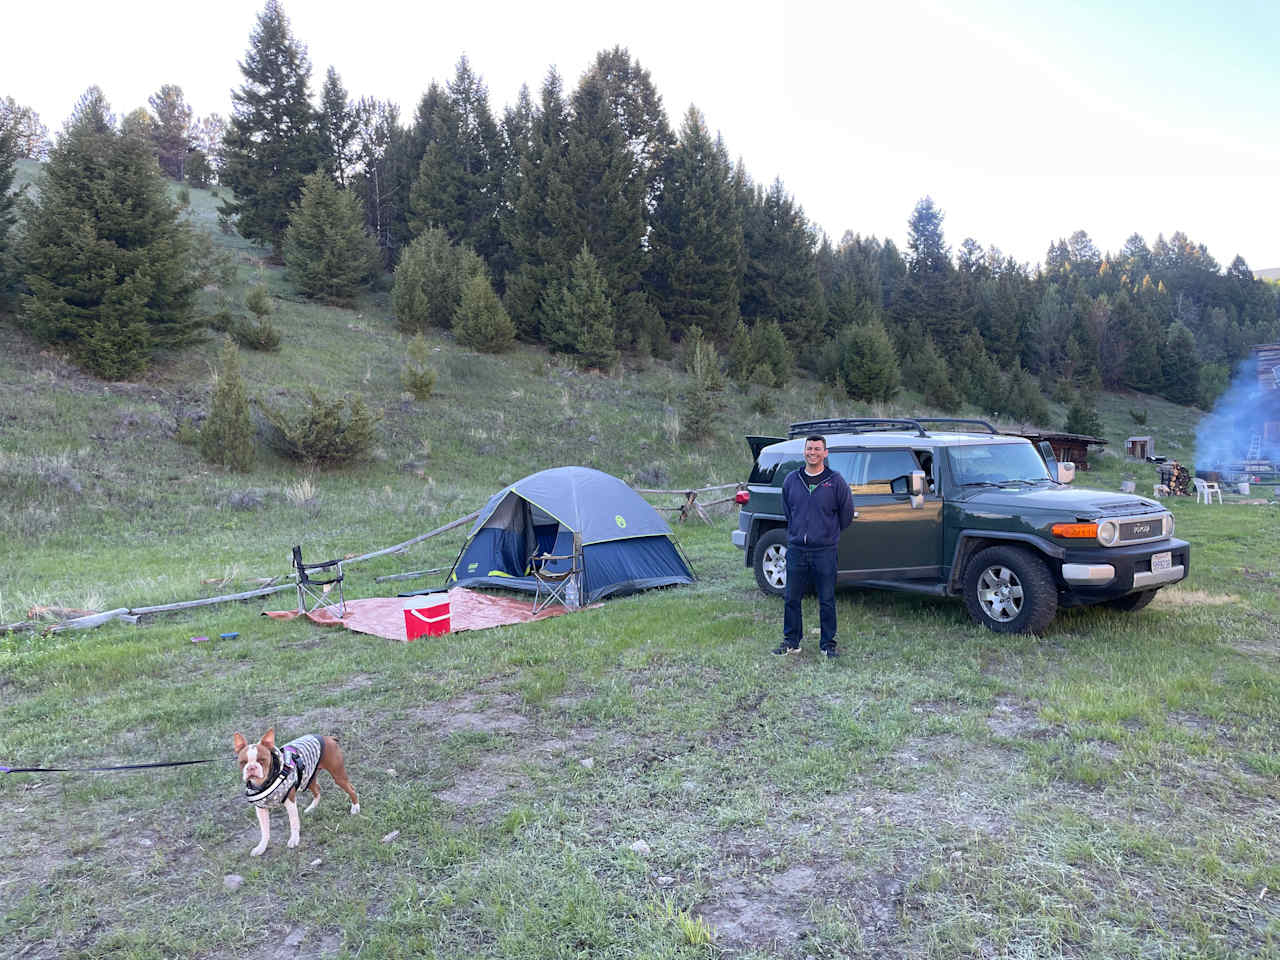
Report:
233,732,247,753
261,727,276,749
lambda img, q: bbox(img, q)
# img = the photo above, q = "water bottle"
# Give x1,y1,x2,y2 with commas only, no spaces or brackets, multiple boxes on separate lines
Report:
565,576,579,609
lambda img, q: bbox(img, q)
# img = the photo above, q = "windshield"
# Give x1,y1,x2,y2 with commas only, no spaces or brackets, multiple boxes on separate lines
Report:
949,442,1052,486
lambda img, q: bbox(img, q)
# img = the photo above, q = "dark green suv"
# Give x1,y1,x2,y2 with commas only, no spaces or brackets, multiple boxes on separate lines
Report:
733,418,1190,633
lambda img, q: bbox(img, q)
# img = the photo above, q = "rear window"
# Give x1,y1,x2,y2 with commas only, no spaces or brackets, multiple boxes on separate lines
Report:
751,451,801,485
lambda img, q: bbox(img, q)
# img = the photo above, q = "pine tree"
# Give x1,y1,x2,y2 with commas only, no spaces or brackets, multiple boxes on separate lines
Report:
1161,322,1200,406
837,318,900,403
201,336,254,471
408,57,505,264
726,320,753,384
749,319,792,388
503,69,574,339
542,244,614,363
647,108,742,343
454,273,516,353
148,84,193,180
0,119,17,304
905,335,960,411
738,176,826,355
391,227,484,331
318,67,359,185
680,335,725,442
1063,399,1103,437
282,170,380,301
219,0,320,252
19,88,200,379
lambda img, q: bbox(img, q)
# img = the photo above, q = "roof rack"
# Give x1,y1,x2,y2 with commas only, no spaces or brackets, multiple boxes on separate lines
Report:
787,417,1000,439
911,418,999,435
788,418,929,438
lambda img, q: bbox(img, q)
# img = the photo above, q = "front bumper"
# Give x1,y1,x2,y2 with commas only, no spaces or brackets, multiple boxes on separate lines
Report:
1057,537,1190,605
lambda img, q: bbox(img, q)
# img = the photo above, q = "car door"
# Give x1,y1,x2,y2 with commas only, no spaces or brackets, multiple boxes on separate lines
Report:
829,448,943,580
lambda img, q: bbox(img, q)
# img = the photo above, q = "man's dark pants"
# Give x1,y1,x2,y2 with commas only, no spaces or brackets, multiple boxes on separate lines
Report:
782,544,838,651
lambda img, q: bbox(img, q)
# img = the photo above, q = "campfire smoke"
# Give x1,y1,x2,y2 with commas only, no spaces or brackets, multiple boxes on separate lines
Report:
1196,347,1280,476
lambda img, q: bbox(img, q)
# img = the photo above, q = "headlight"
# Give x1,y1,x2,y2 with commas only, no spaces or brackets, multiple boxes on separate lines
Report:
1097,520,1119,546
1163,513,1175,538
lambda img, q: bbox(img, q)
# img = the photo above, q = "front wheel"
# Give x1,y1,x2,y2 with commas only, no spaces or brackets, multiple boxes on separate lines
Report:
962,545,1058,634
753,528,788,597
1102,589,1158,612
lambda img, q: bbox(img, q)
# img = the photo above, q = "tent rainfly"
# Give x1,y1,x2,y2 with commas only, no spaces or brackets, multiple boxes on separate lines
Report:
445,466,694,604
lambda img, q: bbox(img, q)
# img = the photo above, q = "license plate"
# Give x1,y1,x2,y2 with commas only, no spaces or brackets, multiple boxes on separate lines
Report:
1151,551,1172,572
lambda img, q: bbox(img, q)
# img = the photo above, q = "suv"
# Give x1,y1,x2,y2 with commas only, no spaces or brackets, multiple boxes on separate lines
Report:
733,418,1190,634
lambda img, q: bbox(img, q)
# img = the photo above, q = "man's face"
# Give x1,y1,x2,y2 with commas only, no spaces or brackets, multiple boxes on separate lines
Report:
804,439,826,470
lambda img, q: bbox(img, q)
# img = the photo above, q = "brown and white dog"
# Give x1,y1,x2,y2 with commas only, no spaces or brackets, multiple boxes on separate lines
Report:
232,727,360,856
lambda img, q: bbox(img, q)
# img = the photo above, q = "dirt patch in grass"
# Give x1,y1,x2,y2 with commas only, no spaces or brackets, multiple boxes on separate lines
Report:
408,691,530,735
986,694,1058,739
1155,589,1242,606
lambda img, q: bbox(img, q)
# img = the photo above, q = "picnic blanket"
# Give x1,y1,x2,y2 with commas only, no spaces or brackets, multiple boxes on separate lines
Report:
264,587,576,642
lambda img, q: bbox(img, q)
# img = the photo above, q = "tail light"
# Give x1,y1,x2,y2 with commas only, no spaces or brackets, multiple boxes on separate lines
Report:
735,490,750,505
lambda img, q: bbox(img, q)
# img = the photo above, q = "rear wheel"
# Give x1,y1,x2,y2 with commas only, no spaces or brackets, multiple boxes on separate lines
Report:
963,545,1058,634
1102,589,1158,612
753,528,788,597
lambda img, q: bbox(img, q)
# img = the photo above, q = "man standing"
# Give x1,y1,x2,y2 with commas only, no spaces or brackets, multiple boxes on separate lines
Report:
774,435,855,659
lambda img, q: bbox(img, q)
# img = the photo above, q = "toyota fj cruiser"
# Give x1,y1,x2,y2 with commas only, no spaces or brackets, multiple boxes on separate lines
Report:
733,418,1190,634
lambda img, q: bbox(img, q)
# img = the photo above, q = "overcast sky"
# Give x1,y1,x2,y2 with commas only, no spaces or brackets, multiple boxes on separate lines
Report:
6,0,1278,270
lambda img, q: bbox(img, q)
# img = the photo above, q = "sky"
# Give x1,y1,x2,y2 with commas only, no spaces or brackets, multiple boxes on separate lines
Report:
5,0,1278,270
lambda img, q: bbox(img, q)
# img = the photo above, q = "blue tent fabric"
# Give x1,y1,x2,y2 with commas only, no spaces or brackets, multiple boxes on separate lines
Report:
448,467,694,603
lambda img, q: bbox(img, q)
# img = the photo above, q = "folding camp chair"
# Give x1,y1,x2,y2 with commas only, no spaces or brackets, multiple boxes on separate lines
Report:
531,533,581,614
292,545,347,617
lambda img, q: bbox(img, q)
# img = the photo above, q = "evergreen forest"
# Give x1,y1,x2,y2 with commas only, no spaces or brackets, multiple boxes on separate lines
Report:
2,0,1277,416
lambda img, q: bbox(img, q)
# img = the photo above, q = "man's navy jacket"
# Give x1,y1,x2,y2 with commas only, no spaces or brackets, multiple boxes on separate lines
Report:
781,466,855,549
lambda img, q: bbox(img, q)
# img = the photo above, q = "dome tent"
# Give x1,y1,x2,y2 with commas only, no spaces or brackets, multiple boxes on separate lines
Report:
446,467,694,604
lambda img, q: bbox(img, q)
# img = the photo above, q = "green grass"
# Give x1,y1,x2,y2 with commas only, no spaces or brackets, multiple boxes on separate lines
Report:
2,176,1279,958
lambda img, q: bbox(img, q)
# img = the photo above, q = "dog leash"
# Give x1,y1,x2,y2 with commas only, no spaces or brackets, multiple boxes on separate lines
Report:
1,757,232,774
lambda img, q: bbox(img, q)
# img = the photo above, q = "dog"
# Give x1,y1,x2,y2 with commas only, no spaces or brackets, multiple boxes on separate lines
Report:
232,727,360,856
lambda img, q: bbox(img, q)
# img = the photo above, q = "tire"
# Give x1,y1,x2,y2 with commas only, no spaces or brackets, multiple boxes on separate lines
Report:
962,545,1058,634
753,528,788,597
1102,589,1158,613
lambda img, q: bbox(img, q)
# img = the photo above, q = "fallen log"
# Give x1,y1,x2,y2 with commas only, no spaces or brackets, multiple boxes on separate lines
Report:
129,582,296,615
342,510,481,566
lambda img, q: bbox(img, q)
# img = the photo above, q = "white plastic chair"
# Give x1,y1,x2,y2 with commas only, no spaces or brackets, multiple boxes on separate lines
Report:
1192,477,1222,504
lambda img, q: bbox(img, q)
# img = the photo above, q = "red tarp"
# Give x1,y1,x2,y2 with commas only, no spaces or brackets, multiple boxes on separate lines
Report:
264,587,575,642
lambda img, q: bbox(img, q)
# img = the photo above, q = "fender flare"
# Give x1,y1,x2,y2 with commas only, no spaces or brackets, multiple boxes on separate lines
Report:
948,531,1065,594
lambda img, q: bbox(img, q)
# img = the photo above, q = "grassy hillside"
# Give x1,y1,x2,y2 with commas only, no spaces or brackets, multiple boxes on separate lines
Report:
2,178,1279,959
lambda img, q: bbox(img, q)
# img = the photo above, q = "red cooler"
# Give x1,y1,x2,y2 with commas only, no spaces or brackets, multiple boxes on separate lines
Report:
403,592,450,640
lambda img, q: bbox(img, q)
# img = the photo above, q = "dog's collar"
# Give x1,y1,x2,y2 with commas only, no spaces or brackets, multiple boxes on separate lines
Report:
244,747,294,805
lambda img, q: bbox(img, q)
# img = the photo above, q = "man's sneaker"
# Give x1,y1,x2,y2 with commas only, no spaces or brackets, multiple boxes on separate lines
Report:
823,647,840,659
772,642,801,656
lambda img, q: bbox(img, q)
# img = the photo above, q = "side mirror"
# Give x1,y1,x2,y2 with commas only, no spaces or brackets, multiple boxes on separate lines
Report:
1057,462,1076,484
909,470,926,508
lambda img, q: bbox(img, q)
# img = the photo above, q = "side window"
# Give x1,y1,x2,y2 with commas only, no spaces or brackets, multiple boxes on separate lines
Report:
853,450,920,495
826,451,866,493
913,449,936,492
751,453,802,484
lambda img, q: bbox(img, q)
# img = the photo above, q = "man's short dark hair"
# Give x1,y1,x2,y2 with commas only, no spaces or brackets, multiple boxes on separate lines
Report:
805,434,827,447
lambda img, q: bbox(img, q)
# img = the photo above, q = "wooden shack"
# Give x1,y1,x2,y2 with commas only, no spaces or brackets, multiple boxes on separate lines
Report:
1019,432,1107,471
1254,344,1280,445
1125,436,1153,459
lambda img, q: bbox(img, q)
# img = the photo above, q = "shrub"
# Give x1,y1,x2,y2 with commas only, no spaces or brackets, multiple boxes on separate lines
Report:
245,283,271,318
454,274,516,353
401,333,437,400
200,337,254,471
257,388,380,466
230,314,281,352
1128,407,1148,425
391,227,484,332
